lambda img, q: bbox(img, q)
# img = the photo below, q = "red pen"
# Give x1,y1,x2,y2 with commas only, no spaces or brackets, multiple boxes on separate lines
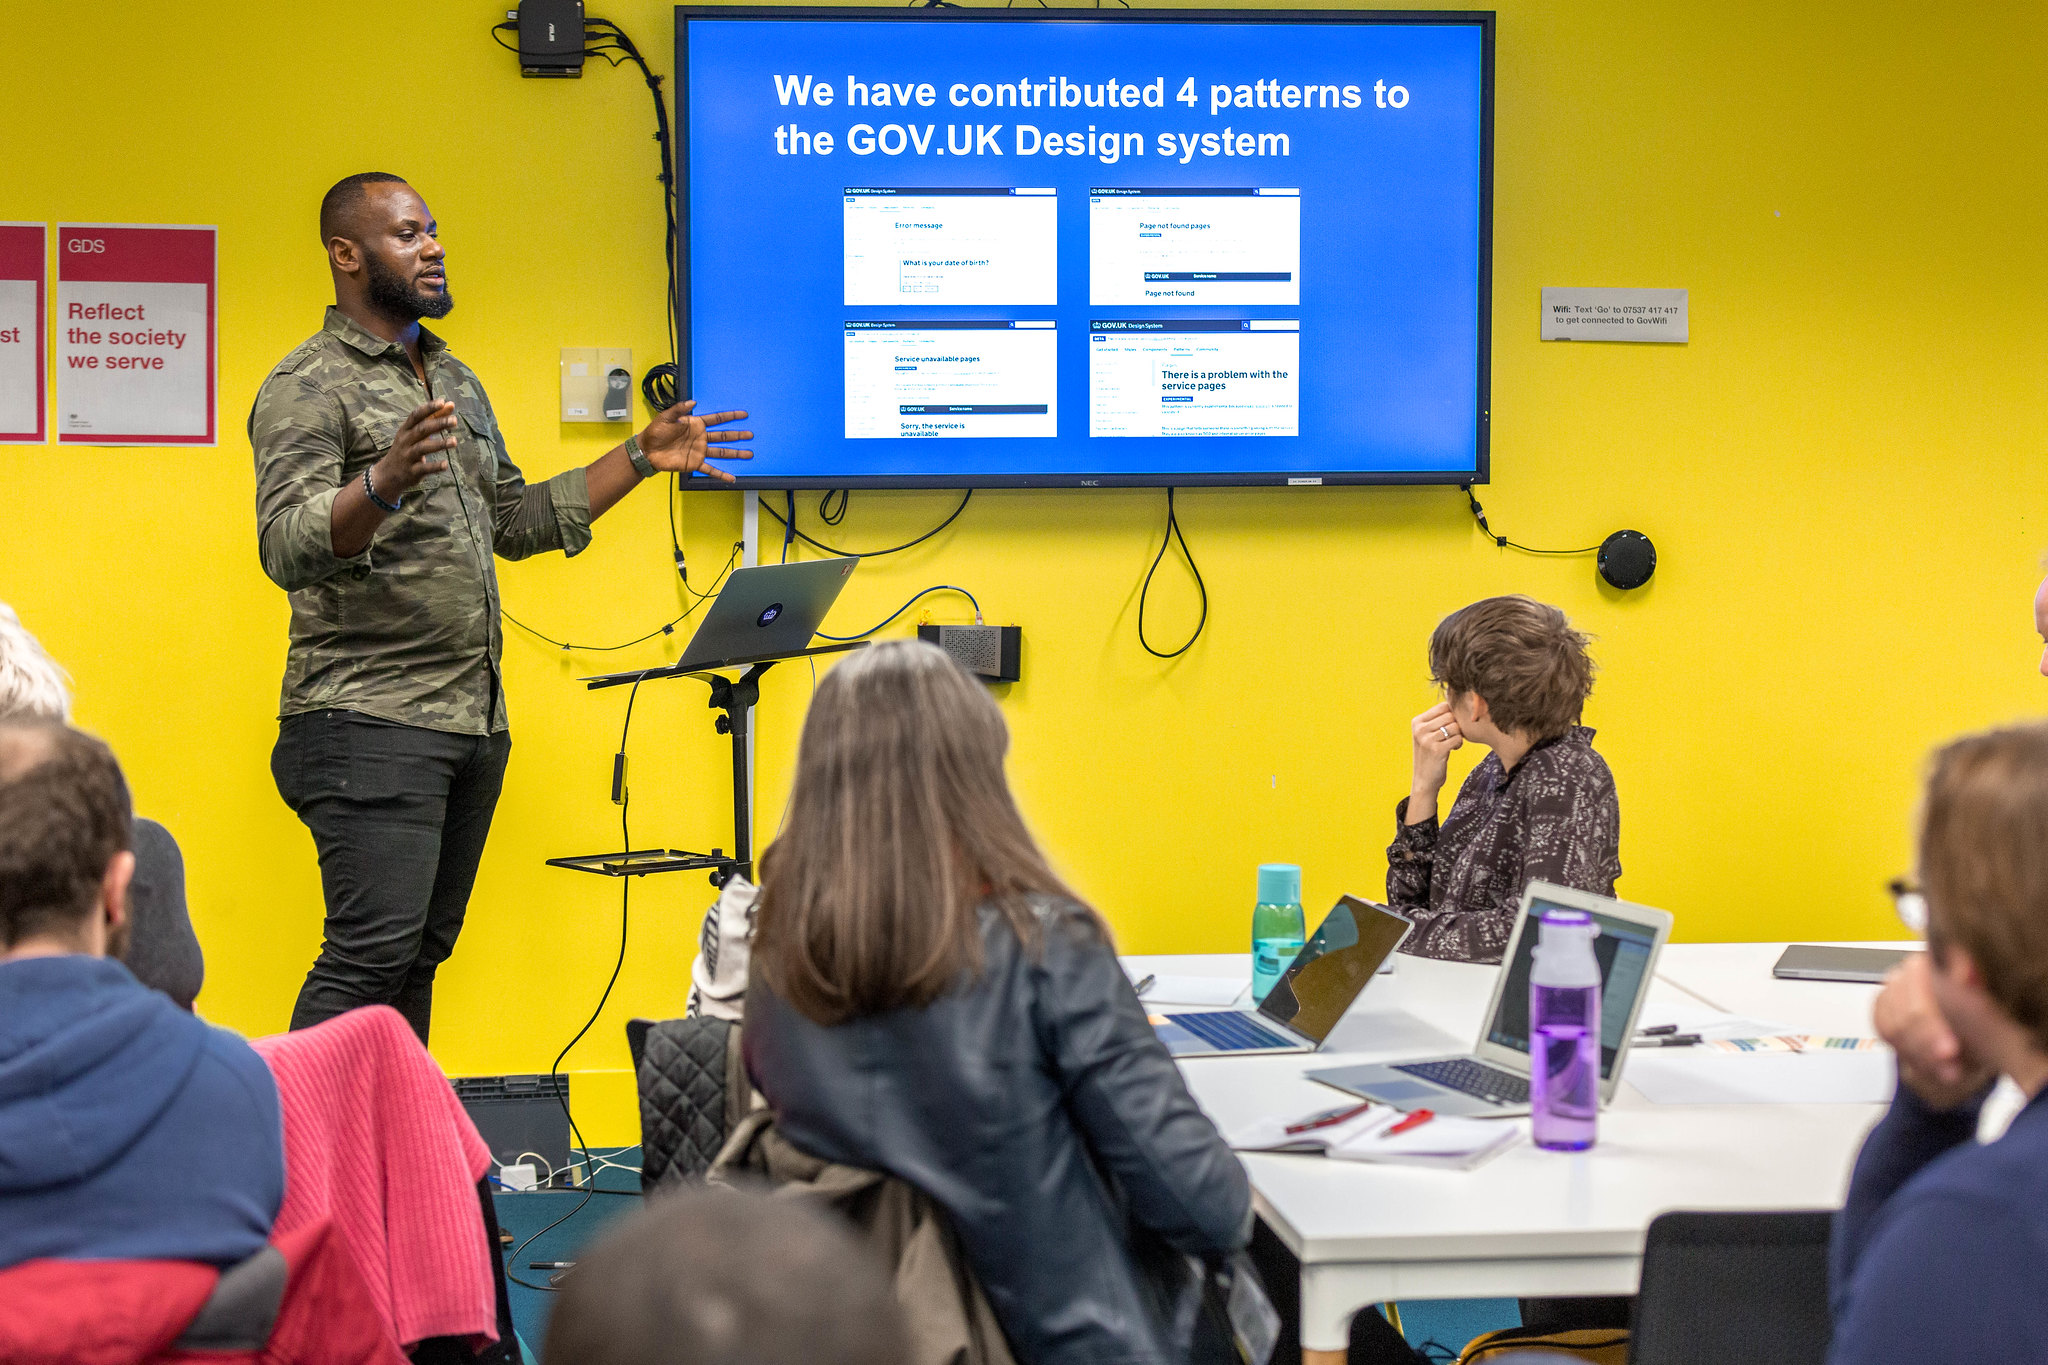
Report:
1284,1101,1375,1136
1385,1109,1435,1136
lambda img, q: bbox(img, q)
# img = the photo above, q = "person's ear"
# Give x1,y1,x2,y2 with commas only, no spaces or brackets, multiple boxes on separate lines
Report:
328,236,362,276
1929,934,1989,995
101,850,134,935
1466,692,1492,727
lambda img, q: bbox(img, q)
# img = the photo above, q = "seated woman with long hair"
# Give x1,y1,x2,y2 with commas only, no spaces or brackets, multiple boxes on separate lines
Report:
744,640,1252,1365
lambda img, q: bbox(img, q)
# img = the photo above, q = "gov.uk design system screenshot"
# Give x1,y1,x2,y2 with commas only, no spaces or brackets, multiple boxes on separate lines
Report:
841,185,1299,440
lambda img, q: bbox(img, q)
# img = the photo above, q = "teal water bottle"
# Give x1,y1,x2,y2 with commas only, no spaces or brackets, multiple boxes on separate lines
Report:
1251,863,1307,1004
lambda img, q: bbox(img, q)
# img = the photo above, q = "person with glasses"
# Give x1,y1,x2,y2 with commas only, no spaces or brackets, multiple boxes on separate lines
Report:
1830,724,2048,1363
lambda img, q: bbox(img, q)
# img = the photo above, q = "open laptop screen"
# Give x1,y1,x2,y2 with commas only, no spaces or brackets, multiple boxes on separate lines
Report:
1257,898,1411,1044
1485,898,1658,1078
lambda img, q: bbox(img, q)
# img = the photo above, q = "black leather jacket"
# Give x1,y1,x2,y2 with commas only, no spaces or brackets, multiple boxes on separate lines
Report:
744,898,1254,1365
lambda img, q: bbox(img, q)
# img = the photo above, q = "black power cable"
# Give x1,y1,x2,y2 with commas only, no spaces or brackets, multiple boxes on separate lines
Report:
583,16,683,414
582,18,764,599
1459,484,1601,556
758,489,972,559
1137,488,1207,659
493,11,705,593
493,13,681,410
505,677,645,1293
501,541,743,652
550,676,641,1120
765,492,984,638
817,586,982,641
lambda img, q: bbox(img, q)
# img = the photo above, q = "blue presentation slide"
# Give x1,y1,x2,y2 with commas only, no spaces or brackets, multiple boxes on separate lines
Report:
681,14,1487,485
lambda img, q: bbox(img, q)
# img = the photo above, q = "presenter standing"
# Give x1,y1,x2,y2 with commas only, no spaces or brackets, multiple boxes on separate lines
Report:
251,173,751,1042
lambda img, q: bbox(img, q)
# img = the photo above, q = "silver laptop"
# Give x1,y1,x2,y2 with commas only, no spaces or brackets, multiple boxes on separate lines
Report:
1152,897,1413,1058
1773,944,1919,984
1306,882,1672,1116
580,558,861,692
671,557,859,671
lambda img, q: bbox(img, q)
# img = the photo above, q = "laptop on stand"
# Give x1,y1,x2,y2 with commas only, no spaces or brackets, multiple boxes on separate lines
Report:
581,556,863,688
1306,881,1672,1117
1152,896,1413,1058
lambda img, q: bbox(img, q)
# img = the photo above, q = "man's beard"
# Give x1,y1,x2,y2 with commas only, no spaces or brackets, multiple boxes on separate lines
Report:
364,251,454,321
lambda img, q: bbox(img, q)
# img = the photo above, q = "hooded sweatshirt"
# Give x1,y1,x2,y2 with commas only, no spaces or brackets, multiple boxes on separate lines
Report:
0,954,284,1268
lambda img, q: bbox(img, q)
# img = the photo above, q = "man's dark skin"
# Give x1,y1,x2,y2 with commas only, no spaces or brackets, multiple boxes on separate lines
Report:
323,181,751,557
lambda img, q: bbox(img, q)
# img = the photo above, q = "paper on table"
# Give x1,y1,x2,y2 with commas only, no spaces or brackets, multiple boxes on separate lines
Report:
1703,1035,1884,1054
1226,1104,1522,1171
1129,972,1248,1007
1226,1106,1384,1153
1338,1115,1522,1171
1632,1001,1795,1042
1626,1048,1895,1105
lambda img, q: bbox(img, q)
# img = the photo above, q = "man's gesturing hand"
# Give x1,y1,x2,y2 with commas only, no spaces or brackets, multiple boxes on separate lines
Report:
637,400,753,484
374,400,457,500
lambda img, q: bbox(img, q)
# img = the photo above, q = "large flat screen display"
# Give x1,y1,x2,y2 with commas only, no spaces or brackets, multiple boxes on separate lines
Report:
677,8,1493,488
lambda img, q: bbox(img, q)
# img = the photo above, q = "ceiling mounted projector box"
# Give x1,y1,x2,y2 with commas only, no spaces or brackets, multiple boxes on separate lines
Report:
517,0,585,77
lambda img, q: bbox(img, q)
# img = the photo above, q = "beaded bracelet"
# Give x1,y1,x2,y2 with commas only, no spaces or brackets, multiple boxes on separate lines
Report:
363,465,403,513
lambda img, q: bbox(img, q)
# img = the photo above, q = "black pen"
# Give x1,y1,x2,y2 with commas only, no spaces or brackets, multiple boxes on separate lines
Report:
1635,1023,1678,1037
1639,1033,1702,1048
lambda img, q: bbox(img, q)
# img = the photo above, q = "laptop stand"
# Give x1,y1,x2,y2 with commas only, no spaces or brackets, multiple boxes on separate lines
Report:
545,641,867,887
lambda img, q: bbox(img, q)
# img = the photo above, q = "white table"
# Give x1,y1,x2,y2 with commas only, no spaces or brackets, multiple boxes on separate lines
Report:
1124,943,1902,1359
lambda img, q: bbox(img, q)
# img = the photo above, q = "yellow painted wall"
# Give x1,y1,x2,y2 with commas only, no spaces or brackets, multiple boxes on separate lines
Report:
4,0,2043,1143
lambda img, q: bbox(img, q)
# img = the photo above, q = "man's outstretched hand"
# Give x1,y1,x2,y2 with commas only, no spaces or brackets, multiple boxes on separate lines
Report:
637,400,753,483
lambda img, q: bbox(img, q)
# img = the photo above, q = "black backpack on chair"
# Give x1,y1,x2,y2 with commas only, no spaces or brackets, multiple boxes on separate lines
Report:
631,1015,751,1192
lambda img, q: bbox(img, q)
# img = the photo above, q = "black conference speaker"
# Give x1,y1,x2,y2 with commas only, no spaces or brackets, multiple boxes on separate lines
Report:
1598,530,1656,590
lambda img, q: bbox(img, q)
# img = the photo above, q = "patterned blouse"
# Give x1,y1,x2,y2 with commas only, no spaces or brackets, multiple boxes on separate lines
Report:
1386,726,1621,964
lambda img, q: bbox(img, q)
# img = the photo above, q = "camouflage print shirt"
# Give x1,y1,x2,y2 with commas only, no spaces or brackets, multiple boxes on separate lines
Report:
1386,726,1622,964
250,307,590,735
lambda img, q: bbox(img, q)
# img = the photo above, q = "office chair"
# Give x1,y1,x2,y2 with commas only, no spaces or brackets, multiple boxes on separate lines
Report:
1628,1210,1834,1365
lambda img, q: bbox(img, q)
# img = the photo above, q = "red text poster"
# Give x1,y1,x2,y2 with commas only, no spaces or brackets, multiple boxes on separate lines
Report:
0,224,45,444
56,224,215,446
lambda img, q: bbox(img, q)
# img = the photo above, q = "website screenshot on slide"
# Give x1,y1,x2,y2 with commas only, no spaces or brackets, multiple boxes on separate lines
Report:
843,188,1058,307
1089,189,1301,307
844,320,1057,439
1090,320,1298,438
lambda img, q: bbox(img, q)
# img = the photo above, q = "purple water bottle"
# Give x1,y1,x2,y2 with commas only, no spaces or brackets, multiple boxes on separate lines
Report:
1529,907,1601,1151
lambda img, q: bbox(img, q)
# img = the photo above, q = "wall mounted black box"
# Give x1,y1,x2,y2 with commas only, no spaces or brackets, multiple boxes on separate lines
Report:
517,0,585,77
918,624,1022,683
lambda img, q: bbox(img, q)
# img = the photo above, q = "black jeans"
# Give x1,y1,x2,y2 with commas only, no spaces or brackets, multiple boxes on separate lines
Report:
273,710,511,1043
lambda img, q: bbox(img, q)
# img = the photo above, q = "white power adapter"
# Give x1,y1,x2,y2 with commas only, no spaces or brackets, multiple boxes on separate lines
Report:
500,1162,540,1193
